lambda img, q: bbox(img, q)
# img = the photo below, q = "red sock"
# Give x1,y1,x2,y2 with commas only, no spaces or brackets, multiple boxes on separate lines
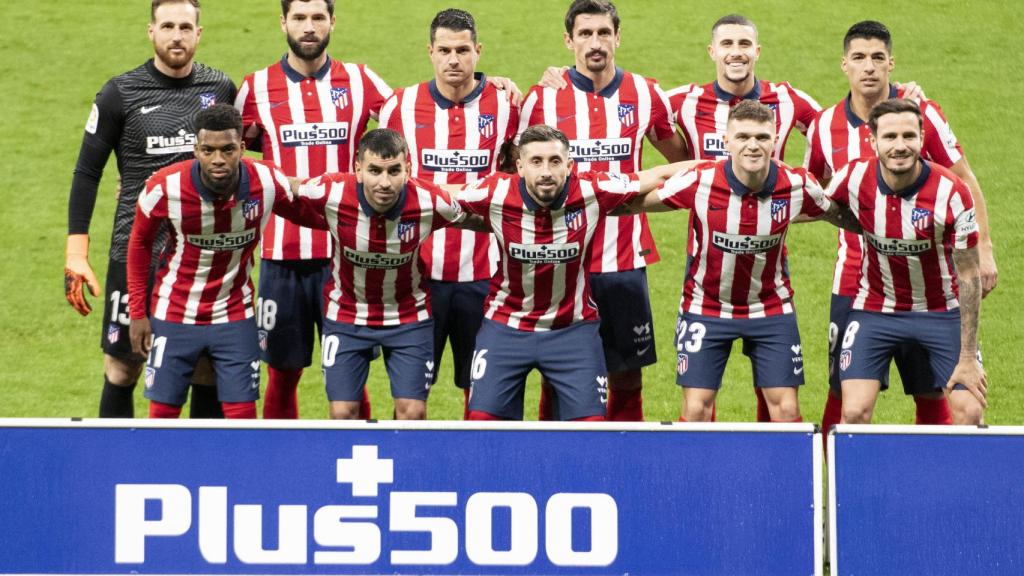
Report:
264,367,302,419
710,402,717,422
222,401,257,419
149,401,182,419
537,384,555,421
755,388,771,422
572,415,605,422
678,416,687,422
467,410,502,420
914,395,952,425
462,388,471,421
821,393,843,434
606,388,644,421
359,387,372,419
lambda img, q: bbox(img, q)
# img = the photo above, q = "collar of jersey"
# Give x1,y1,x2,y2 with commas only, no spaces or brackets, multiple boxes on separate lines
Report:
712,79,762,102
357,182,407,219
280,54,332,83
518,177,569,211
724,158,778,198
844,84,900,127
876,159,931,198
191,159,251,204
568,66,624,97
146,59,196,89
428,73,488,109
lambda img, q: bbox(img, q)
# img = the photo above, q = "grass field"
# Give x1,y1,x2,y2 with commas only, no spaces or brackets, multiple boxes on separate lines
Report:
1,0,1020,423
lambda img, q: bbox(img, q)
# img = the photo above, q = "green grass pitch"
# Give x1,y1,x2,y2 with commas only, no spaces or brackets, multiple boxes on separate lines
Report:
0,0,1019,422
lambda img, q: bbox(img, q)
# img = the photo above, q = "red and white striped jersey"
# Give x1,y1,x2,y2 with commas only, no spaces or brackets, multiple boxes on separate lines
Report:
294,173,464,327
803,85,965,296
518,67,675,273
235,56,392,261
457,171,641,332
666,79,820,162
656,159,829,318
826,159,977,313
128,158,296,324
379,74,517,282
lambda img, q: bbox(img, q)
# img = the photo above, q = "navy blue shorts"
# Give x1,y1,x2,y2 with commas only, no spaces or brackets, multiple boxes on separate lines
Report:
674,312,805,390
589,268,657,372
321,318,434,402
829,294,934,394
468,319,608,421
838,309,961,390
430,279,488,389
102,260,148,361
143,318,261,406
257,258,331,370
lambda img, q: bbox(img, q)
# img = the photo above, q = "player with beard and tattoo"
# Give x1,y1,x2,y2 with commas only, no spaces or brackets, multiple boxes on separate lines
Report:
235,0,393,419
65,0,235,418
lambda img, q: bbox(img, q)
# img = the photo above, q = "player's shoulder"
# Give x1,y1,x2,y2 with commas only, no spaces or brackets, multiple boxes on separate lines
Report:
925,159,961,184
664,82,700,99
190,62,232,85
147,158,193,186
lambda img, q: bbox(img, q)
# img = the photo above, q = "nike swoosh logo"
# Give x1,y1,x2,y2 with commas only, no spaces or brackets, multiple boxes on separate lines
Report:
637,346,652,356
140,105,162,114
269,101,289,109
831,145,848,153
708,206,725,211
556,114,575,123
793,367,804,375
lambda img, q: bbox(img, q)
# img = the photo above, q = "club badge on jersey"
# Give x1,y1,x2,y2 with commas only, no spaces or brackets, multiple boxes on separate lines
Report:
398,220,417,243
771,199,790,224
478,114,495,139
618,104,636,128
199,92,217,109
564,208,583,232
912,208,932,231
331,87,349,110
242,199,261,222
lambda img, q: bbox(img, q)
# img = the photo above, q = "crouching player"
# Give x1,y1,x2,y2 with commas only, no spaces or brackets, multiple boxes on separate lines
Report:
456,125,689,421
829,99,986,424
291,129,470,420
128,104,321,418
620,101,859,422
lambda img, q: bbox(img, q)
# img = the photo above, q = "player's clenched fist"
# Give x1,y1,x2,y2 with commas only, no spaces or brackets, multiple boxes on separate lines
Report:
65,234,100,316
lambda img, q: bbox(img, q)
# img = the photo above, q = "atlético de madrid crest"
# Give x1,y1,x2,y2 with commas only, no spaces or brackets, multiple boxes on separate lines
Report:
478,114,495,139
199,92,217,109
331,87,349,110
242,199,260,221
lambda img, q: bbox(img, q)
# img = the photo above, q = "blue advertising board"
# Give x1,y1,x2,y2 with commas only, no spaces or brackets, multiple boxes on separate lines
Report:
829,425,1024,576
0,420,820,575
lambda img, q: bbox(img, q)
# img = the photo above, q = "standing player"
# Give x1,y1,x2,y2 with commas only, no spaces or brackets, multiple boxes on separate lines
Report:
829,99,986,425
289,129,469,420
64,0,234,418
235,0,391,419
665,14,821,422
518,0,685,421
620,101,859,422
806,21,997,432
127,105,319,419
378,9,518,418
458,125,688,421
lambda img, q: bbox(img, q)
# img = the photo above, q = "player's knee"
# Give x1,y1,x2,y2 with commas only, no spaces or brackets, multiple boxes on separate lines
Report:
330,401,362,420
394,399,426,420
682,395,715,422
608,369,642,391
769,395,801,421
949,395,984,425
104,355,144,386
841,402,873,424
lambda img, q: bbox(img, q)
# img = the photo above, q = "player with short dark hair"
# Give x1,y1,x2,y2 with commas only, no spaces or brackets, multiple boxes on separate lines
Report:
288,128,470,420
826,99,986,425
805,20,997,432
620,101,859,422
457,125,689,421
235,0,392,419
126,104,320,419
520,0,686,421
65,0,234,418
378,8,519,418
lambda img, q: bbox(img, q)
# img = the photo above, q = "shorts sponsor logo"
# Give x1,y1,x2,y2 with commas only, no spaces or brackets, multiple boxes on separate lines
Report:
144,367,156,389
330,87,349,110
569,138,632,162
771,199,790,223
839,349,852,372
250,361,260,389
424,360,435,386
711,232,782,254
199,92,217,109
864,233,933,256
421,148,490,173
146,129,197,155
508,242,580,264
677,352,689,375
912,208,932,231
596,376,609,404
107,323,121,344
343,247,414,270
186,229,257,251
702,133,726,157
242,199,261,221
618,104,636,128
478,114,495,139
280,122,349,147
632,323,653,350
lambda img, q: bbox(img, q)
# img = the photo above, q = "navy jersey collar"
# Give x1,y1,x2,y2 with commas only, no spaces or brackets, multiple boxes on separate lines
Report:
519,176,569,211
724,159,778,197
713,79,762,102
877,160,930,198
357,182,407,219
568,66,624,97
191,159,250,203
280,54,332,83
844,84,900,127
428,73,487,109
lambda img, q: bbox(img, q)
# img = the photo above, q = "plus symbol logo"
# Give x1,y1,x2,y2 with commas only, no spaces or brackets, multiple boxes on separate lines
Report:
336,445,393,497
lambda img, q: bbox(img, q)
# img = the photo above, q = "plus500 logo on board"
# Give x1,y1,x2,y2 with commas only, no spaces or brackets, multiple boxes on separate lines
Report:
114,445,618,569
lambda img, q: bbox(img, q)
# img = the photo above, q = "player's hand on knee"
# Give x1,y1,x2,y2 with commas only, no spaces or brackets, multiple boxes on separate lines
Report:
946,358,988,408
130,317,153,357
538,66,569,90
65,234,100,316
